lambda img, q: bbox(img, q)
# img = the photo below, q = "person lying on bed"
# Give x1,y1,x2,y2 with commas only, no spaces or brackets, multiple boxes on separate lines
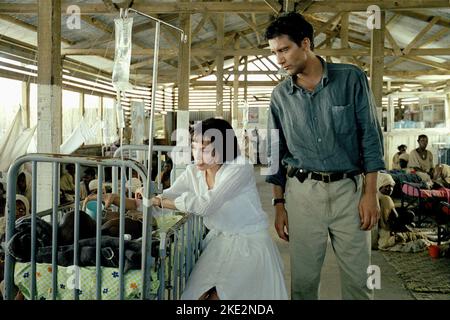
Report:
152,118,288,300
0,195,31,300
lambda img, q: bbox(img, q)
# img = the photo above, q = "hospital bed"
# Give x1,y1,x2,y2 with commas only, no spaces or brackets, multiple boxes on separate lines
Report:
2,153,204,300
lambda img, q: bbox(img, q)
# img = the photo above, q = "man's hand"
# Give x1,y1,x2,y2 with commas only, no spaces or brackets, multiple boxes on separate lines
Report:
358,192,379,230
274,205,289,241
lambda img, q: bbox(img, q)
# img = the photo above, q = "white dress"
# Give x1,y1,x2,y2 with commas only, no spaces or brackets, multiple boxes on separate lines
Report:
163,156,288,300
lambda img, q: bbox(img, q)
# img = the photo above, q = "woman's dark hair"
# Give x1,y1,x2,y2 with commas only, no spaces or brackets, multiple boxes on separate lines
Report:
190,118,240,163
265,12,315,50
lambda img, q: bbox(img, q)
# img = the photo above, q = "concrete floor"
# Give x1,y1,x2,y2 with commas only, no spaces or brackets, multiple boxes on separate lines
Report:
254,167,415,300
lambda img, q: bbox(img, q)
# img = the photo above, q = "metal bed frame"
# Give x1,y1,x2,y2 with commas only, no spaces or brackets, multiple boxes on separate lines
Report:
3,153,204,300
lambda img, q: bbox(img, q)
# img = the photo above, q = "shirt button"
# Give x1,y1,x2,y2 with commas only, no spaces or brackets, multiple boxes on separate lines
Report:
318,138,322,142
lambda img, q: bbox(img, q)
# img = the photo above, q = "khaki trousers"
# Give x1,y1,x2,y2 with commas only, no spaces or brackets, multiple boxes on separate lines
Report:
285,175,373,300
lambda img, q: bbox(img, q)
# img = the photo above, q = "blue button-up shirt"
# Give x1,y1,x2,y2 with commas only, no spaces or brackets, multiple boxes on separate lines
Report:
266,57,385,188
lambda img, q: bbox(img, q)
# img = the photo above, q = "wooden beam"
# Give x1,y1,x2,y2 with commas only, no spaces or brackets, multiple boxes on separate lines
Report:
402,16,440,55
62,47,387,56
369,10,385,123
303,1,450,13
384,27,402,56
237,13,261,45
397,10,450,29
262,0,282,13
192,13,210,37
407,48,450,56
2,1,448,14
418,28,448,48
296,0,315,13
191,81,279,87
315,13,342,36
0,13,75,46
384,69,450,77
340,12,349,63
402,56,450,70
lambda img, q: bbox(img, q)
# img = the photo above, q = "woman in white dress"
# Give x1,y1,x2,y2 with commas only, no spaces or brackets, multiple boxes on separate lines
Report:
150,118,288,300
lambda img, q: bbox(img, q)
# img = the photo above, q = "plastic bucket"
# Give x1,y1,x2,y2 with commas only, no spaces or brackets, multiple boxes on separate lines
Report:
428,245,440,259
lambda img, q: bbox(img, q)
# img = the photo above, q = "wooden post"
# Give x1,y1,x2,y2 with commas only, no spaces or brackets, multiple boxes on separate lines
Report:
21,80,30,128
445,92,450,130
232,35,240,129
369,10,385,125
340,12,349,63
37,0,62,211
216,13,224,118
177,3,191,111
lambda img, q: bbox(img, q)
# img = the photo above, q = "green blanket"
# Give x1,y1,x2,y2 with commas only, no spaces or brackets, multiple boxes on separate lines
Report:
15,262,159,300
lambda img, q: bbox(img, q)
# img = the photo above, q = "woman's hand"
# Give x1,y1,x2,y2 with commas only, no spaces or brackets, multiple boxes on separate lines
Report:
151,196,161,207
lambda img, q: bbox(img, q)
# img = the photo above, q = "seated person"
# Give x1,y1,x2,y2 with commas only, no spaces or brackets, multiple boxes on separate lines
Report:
60,164,75,195
373,173,428,252
408,134,434,177
80,167,96,200
398,152,409,171
16,172,32,205
433,163,450,188
156,158,173,190
0,195,30,240
392,144,408,170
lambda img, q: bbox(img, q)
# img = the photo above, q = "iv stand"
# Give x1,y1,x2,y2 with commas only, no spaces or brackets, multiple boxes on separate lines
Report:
122,7,186,300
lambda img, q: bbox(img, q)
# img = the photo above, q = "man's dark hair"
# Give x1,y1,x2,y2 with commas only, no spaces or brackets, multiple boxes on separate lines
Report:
397,144,407,151
418,134,428,141
191,118,240,163
265,12,315,50
83,167,96,178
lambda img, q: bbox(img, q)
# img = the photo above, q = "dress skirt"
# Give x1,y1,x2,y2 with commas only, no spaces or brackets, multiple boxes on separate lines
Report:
181,228,288,300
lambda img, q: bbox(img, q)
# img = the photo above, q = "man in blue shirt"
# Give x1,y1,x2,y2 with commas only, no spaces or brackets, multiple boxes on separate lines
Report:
265,12,385,300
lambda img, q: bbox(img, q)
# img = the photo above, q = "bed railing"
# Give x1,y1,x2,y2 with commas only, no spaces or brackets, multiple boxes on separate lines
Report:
3,153,204,300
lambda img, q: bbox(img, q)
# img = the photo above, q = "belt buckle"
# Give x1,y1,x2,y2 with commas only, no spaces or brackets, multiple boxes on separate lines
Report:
321,173,331,183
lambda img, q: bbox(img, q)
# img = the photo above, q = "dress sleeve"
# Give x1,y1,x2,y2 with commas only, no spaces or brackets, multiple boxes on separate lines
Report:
173,163,253,216
162,168,191,199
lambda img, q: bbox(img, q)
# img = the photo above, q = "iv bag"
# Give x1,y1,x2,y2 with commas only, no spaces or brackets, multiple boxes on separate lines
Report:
112,17,133,92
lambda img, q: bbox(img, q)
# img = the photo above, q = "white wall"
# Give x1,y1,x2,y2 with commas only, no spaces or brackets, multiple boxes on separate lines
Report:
383,129,450,170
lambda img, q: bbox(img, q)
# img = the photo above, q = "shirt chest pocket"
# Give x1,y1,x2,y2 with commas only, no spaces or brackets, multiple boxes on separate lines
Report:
331,104,354,134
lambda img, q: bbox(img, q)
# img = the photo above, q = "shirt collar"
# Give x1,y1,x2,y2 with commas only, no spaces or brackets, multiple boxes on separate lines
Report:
287,55,329,95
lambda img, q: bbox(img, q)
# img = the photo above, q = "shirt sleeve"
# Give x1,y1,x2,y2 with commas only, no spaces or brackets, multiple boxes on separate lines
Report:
354,69,385,173
162,168,191,199
173,163,253,216
265,100,288,189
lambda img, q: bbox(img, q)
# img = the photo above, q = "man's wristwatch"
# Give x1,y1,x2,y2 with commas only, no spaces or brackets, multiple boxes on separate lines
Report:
272,198,285,206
